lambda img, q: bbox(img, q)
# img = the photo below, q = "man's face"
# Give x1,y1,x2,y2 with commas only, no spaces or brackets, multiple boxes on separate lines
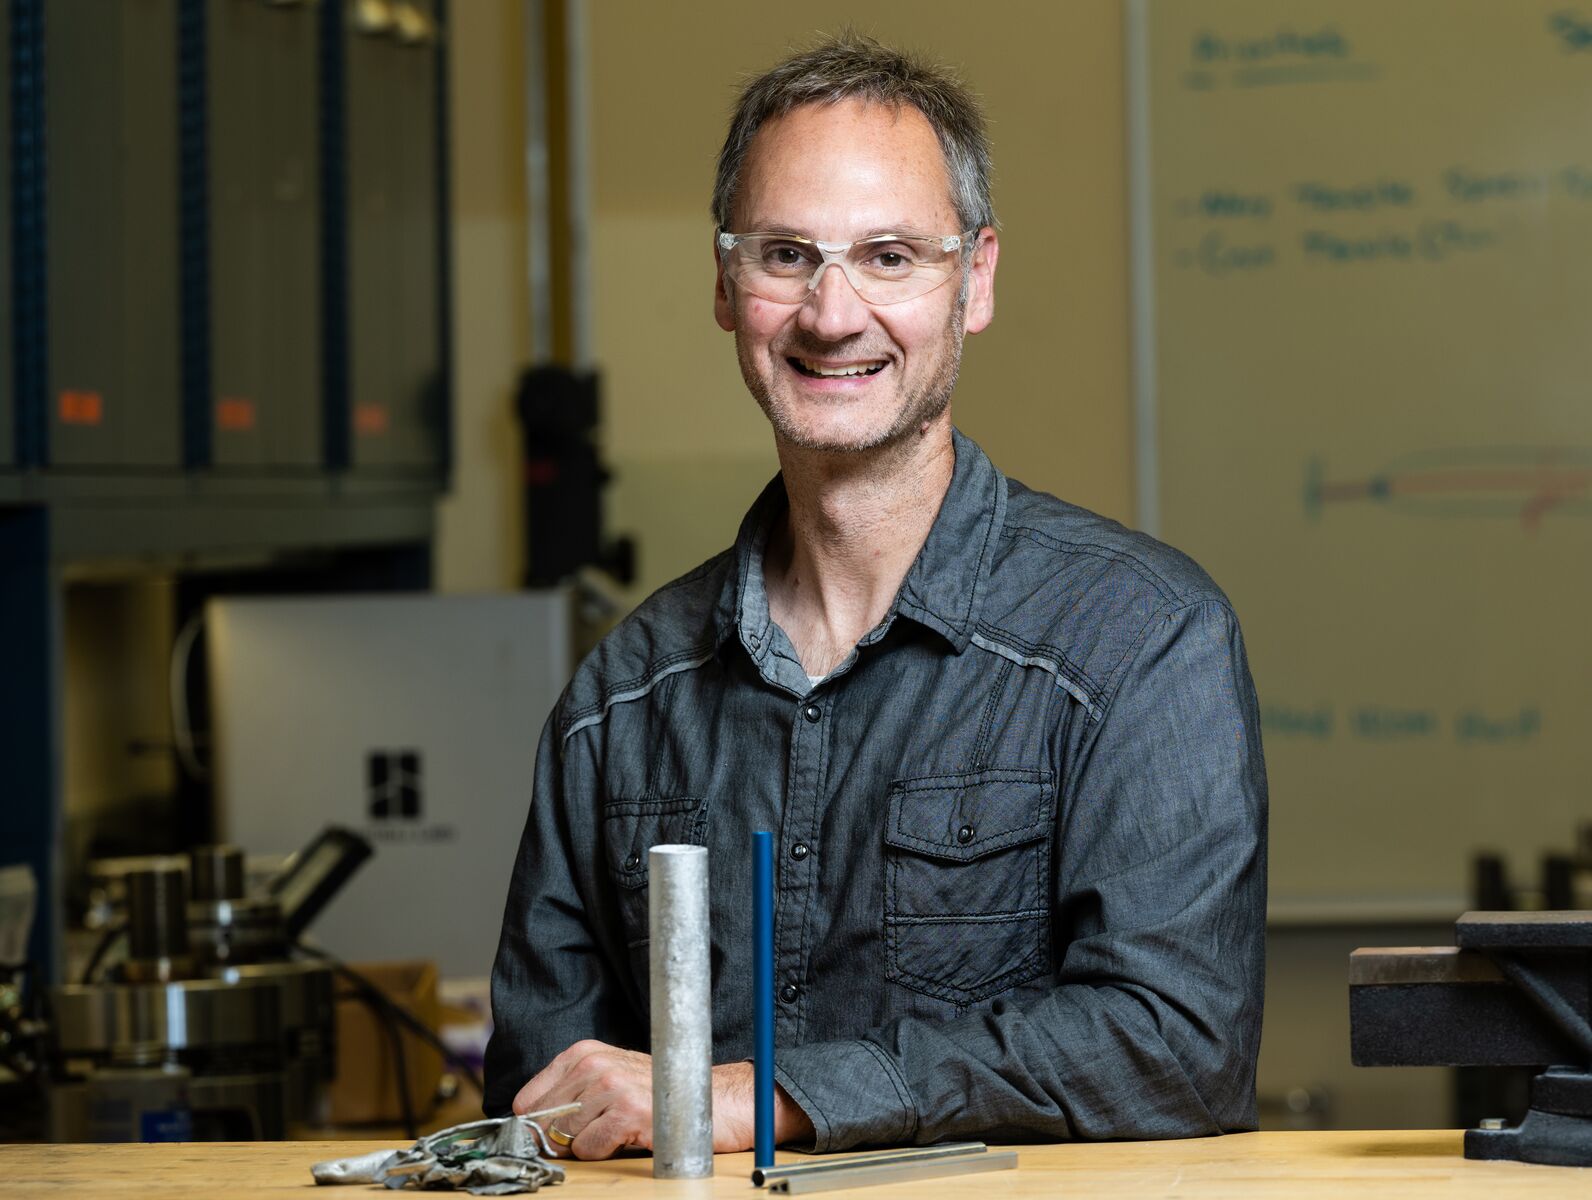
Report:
714,99,998,455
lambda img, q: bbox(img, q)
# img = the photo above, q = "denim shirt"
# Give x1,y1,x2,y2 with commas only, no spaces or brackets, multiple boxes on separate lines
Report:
484,429,1268,1150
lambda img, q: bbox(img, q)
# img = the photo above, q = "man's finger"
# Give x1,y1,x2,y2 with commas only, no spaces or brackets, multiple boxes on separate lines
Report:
535,1098,594,1154
568,1103,648,1160
511,1038,607,1115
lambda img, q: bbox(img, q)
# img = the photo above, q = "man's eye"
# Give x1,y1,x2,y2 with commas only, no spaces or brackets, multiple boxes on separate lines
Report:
761,244,812,270
864,245,919,271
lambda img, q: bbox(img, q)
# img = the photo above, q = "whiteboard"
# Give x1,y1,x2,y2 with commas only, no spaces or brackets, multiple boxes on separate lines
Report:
1128,0,1592,910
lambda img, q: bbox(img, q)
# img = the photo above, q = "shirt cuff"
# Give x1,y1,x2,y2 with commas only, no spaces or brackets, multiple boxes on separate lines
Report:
775,1038,919,1151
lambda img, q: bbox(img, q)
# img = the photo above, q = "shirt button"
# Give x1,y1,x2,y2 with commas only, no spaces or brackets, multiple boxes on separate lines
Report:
802,703,821,723
779,983,800,1004
956,825,975,845
790,842,810,861
624,852,641,869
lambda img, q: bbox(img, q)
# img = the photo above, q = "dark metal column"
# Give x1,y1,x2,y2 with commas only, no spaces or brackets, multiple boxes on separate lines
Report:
0,507,59,980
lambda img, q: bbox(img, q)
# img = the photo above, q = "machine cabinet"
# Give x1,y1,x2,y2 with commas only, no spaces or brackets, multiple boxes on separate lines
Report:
206,0,322,468
345,0,445,472
1,1,12,466
44,0,183,469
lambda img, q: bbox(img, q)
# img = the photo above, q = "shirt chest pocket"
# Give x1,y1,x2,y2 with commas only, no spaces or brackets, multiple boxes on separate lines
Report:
601,796,707,949
883,768,1053,1007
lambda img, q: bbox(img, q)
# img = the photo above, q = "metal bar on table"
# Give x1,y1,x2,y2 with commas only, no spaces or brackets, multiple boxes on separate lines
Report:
753,1141,989,1186
649,844,713,1178
767,1150,1019,1194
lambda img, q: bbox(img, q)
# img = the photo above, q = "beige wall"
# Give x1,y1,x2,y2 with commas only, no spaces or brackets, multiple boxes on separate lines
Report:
62,579,177,822
436,0,530,593
586,1,1135,602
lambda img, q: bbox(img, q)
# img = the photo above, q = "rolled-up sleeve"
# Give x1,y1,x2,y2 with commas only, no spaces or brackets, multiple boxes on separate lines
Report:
777,598,1268,1149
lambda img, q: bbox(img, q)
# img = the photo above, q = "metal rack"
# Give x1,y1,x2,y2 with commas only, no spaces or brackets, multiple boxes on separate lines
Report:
2,0,455,981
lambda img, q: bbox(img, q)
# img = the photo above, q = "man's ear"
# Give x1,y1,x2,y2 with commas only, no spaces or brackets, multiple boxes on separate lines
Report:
962,228,999,335
714,238,736,332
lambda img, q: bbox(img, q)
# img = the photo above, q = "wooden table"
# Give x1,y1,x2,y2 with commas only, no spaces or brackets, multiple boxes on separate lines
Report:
1,1131,1587,1196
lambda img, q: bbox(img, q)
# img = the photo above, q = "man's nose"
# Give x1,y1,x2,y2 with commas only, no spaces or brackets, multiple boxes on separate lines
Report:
798,262,871,341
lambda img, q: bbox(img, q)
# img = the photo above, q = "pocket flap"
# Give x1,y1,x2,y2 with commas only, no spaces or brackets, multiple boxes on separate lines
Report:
602,796,704,888
885,768,1052,862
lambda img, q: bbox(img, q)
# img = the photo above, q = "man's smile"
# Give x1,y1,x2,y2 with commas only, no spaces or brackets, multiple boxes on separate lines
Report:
789,357,889,379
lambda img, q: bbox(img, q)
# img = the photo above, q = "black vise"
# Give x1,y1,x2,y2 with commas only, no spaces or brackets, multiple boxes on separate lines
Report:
1350,910,1592,1167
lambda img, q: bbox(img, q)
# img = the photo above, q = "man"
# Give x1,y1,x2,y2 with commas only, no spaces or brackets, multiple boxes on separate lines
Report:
484,34,1267,1157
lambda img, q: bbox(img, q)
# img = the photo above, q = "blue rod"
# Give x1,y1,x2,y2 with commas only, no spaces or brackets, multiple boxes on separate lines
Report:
753,830,775,1169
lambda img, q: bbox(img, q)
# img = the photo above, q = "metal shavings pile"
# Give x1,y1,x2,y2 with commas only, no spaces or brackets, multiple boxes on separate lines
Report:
312,1104,579,1196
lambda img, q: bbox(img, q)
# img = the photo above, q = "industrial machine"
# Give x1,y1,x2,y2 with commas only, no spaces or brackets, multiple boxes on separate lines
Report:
44,830,369,1141
1351,910,1592,1167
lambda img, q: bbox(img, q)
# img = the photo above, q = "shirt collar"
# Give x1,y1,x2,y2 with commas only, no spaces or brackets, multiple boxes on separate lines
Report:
711,428,1007,659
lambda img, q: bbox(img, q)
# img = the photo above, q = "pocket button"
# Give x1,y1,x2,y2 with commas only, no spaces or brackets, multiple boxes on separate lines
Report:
956,825,975,845
624,852,642,870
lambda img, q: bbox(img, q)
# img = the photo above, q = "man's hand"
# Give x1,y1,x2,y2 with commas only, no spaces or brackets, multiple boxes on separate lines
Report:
510,1039,814,1160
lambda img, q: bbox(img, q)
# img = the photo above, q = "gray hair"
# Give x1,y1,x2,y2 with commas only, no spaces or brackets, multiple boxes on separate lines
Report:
711,32,996,235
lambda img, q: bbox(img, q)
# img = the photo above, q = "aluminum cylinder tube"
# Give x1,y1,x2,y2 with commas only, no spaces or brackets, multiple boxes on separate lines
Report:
648,844,713,1178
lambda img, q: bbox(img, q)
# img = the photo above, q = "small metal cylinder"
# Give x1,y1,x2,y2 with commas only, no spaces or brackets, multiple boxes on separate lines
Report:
648,844,713,1178
125,862,190,962
190,845,245,902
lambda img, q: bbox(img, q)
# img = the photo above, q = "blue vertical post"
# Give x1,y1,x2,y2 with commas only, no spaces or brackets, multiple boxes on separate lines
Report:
752,830,775,1169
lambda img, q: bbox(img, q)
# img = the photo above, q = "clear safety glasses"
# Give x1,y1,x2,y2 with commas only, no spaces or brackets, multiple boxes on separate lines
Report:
716,229,974,305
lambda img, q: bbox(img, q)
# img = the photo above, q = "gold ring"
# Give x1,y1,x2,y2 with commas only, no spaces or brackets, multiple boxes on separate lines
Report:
545,1123,575,1147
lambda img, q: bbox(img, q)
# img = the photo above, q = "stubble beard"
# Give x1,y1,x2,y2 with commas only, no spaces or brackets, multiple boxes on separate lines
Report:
736,295,967,455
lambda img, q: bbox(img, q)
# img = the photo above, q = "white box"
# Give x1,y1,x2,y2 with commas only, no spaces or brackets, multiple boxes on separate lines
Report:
209,592,570,977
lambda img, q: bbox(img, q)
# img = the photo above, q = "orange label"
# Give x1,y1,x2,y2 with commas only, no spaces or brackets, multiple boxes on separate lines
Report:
216,396,257,432
59,390,104,426
354,403,391,435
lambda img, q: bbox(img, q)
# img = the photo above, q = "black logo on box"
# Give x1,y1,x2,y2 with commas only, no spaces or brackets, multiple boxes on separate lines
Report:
367,750,422,820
